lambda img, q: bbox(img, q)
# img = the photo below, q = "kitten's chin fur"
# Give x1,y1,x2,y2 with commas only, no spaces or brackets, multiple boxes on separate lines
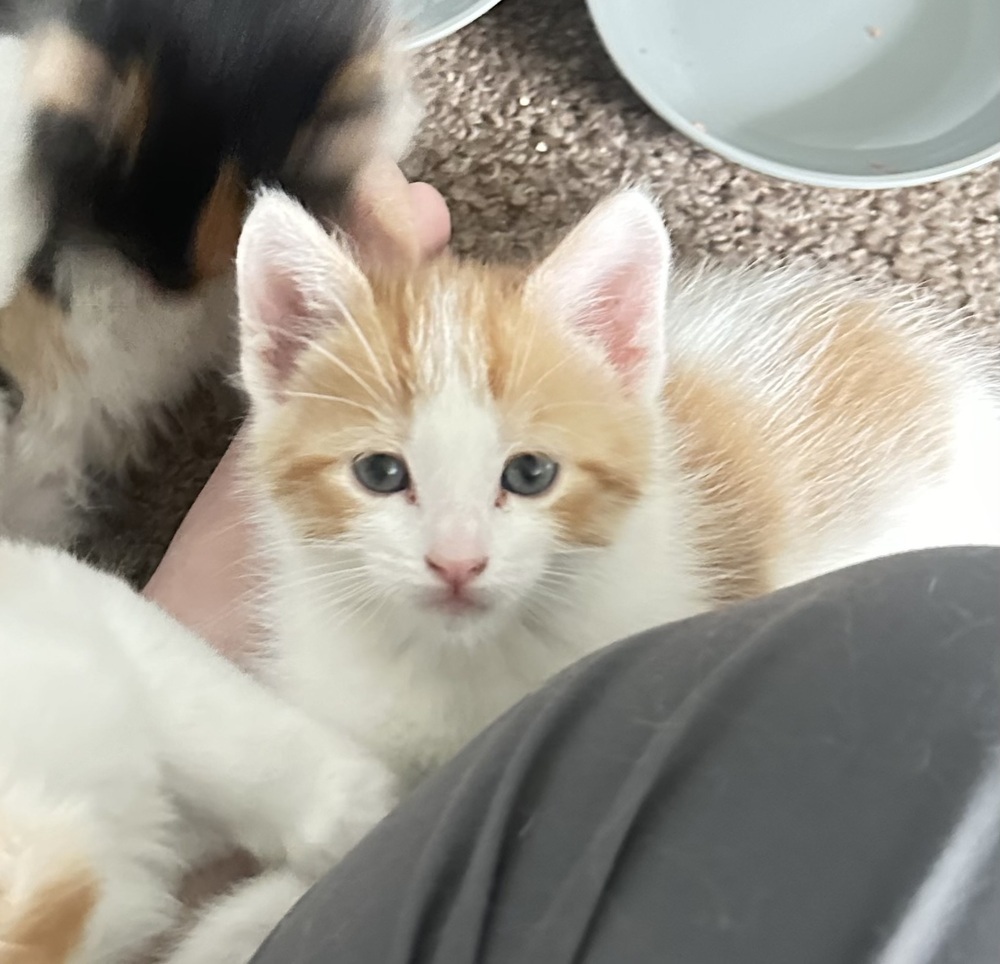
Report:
411,595,512,642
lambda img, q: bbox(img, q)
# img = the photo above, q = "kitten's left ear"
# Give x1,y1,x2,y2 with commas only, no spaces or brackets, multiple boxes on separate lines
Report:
525,189,670,400
236,188,372,402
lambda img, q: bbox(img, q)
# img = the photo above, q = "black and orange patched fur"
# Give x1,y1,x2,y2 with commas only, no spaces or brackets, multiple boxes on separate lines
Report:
3,0,411,292
0,0,414,546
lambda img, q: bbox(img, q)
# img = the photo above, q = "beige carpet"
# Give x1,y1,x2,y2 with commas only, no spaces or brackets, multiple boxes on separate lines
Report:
85,0,1000,585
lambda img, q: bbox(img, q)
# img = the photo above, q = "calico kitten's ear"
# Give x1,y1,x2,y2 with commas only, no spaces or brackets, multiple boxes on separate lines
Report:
236,188,372,401
525,189,670,400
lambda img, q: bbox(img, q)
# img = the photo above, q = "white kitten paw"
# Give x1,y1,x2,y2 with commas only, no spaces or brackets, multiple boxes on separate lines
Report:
281,752,399,880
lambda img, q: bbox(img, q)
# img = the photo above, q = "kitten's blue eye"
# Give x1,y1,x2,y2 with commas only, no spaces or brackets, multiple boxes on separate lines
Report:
501,453,559,497
352,453,410,494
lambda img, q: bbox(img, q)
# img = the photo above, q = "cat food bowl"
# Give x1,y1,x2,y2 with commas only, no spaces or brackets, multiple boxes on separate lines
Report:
586,0,1000,189
399,0,504,49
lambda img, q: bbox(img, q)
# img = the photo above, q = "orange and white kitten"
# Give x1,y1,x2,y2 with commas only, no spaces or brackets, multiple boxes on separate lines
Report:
172,186,1000,956
238,185,1000,776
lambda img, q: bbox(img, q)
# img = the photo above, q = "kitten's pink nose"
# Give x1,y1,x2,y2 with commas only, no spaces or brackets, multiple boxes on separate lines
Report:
425,553,489,591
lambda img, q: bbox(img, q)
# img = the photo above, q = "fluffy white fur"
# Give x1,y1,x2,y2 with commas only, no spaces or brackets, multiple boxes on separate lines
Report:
0,540,396,963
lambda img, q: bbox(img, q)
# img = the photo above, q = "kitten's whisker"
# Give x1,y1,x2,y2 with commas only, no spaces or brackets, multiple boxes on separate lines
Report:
310,582,379,616
270,557,369,576
278,575,371,597
354,594,390,632
531,400,619,415
530,577,577,604
292,563,370,579
510,309,540,394
283,391,384,419
325,290,397,402
264,573,371,601
282,573,367,596
337,586,389,626
554,543,601,556
305,339,383,403
521,351,578,399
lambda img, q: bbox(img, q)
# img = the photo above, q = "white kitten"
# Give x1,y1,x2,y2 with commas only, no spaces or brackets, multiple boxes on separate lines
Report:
0,539,396,963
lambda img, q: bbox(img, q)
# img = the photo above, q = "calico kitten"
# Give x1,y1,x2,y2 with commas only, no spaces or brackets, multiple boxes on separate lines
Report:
165,185,1000,956
0,0,415,544
0,539,395,964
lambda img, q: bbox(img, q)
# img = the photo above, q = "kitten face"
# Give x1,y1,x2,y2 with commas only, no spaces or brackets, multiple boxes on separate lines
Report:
238,189,670,642
253,269,654,634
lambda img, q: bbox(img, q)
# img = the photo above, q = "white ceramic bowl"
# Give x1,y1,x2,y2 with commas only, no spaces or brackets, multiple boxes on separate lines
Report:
398,0,505,49
587,0,1000,189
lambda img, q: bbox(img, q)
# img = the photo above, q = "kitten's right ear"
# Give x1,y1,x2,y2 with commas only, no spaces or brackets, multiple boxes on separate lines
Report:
525,189,671,401
236,188,372,401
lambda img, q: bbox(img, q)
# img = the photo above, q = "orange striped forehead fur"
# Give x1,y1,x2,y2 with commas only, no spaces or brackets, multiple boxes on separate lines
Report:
253,257,656,546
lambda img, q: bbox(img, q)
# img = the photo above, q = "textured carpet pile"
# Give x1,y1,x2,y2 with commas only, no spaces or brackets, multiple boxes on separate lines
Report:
88,0,999,585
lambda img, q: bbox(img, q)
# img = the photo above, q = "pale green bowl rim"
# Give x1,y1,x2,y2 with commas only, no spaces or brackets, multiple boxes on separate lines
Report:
402,0,505,50
585,0,1000,190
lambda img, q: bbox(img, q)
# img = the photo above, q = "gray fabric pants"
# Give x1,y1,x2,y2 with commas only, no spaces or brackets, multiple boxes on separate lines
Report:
253,547,1000,964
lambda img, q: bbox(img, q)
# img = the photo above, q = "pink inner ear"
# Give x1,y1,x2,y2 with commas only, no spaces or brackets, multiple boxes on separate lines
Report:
253,270,324,386
575,261,659,392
